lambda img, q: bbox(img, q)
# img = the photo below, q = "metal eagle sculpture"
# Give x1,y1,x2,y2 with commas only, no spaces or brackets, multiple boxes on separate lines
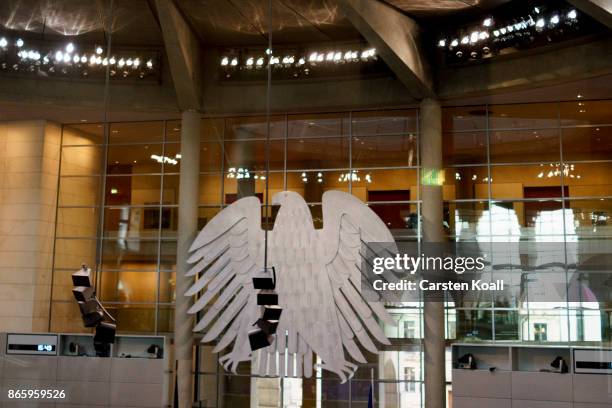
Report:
185,190,397,381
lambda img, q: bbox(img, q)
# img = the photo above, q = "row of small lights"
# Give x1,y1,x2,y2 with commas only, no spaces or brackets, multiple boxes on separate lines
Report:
0,36,155,76
226,168,267,180
220,47,377,69
150,154,181,165
454,163,581,183
437,8,579,58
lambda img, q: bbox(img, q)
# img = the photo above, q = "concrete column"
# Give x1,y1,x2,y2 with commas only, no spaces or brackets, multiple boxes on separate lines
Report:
419,98,446,408
175,110,201,408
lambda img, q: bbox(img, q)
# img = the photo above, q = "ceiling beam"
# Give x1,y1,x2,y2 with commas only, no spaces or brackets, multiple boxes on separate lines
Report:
338,0,434,100
154,0,202,111
567,0,612,29
437,37,612,99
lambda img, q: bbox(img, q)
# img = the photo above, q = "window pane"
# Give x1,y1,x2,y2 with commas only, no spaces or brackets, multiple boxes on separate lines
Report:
56,207,99,238
562,126,612,161
442,106,486,132
566,199,612,238
224,139,284,171
103,207,162,239
288,113,349,138
367,203,419,237
62,123,104,145
107,304,156,333
286,137,348,169
494,310,519,340
196,207,222,231
564,162,612,198
199,174,222,205
159,272,176,304
225,115,285,139
560,100,612,126
489,103,558,129
159,240,177,271
490,165,564,200
101,238,159,271
447,201,490,240
489,200,566,239
443,131,487,165
351,109,417,135
352,134,417,167
107,144,164,173
285,170,347,202
105,174,162,206
157,304,174,333
490,129,560,163
199,140,223,172
456,309,492,341
59,176,101,206
109,121,164,144
100,270,158,303
197,118,224,142
444,167,489,200
162,175,180,205
354,169,418,202
61,146,103,175
224,171,283,204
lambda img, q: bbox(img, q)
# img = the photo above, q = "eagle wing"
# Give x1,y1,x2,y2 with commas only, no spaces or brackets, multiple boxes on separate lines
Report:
317,191,397,371
185,196,263,372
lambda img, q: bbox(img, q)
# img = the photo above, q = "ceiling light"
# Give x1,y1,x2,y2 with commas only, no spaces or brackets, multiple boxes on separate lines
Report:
246,57,254,66
536,18,545,28
80,55,87,63
461,36,469,44
479,31,489,40
146,60,153,68
16,38,24,47
96,46,103,55
220,57,228,66
73,54,80,63
0,38,7,47
438,39,446,47
450,39,459,47
470,31,479,43
63,53,70,63
500,27,507,34
550,15,560,25
66,43,75,53
483,18,493,27
567,10,577,19
118,58,125,67
493,30,500,37
577,94,583,98
534,7,540,14
297,57,305,65
230,57,238,66
256,57,264,66
309,52,317,62
326,51,334,61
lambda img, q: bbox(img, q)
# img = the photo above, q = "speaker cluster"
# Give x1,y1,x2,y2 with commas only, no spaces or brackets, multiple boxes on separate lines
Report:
249,267,283,351
72,264,117,356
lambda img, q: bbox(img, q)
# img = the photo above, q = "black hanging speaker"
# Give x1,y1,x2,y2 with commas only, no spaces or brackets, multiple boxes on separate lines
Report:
72,286,94,302
72,267,91,287
257,292,278,306
248,329,271,351
252,277,275,290
252,267,277,290
256,318,279,335
94,321,116,344
263,305,282,320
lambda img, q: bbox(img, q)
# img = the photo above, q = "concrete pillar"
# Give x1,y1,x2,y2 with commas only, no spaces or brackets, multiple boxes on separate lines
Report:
419,98,446,408
175,110,201,408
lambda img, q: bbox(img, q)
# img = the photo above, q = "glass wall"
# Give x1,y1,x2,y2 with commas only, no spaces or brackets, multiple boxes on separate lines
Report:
50,100,612,407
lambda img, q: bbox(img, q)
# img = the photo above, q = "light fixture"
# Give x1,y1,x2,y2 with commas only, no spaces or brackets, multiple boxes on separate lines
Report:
0,38,7,47
483,18,493,27
96,46,103,55
16,38,24,47
550,15,560,25
450,39,459,47
461,36,469,44
110,188,118,195
66,43,74,53
567,9,577,20
438,39,446,47
220,56,229,66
